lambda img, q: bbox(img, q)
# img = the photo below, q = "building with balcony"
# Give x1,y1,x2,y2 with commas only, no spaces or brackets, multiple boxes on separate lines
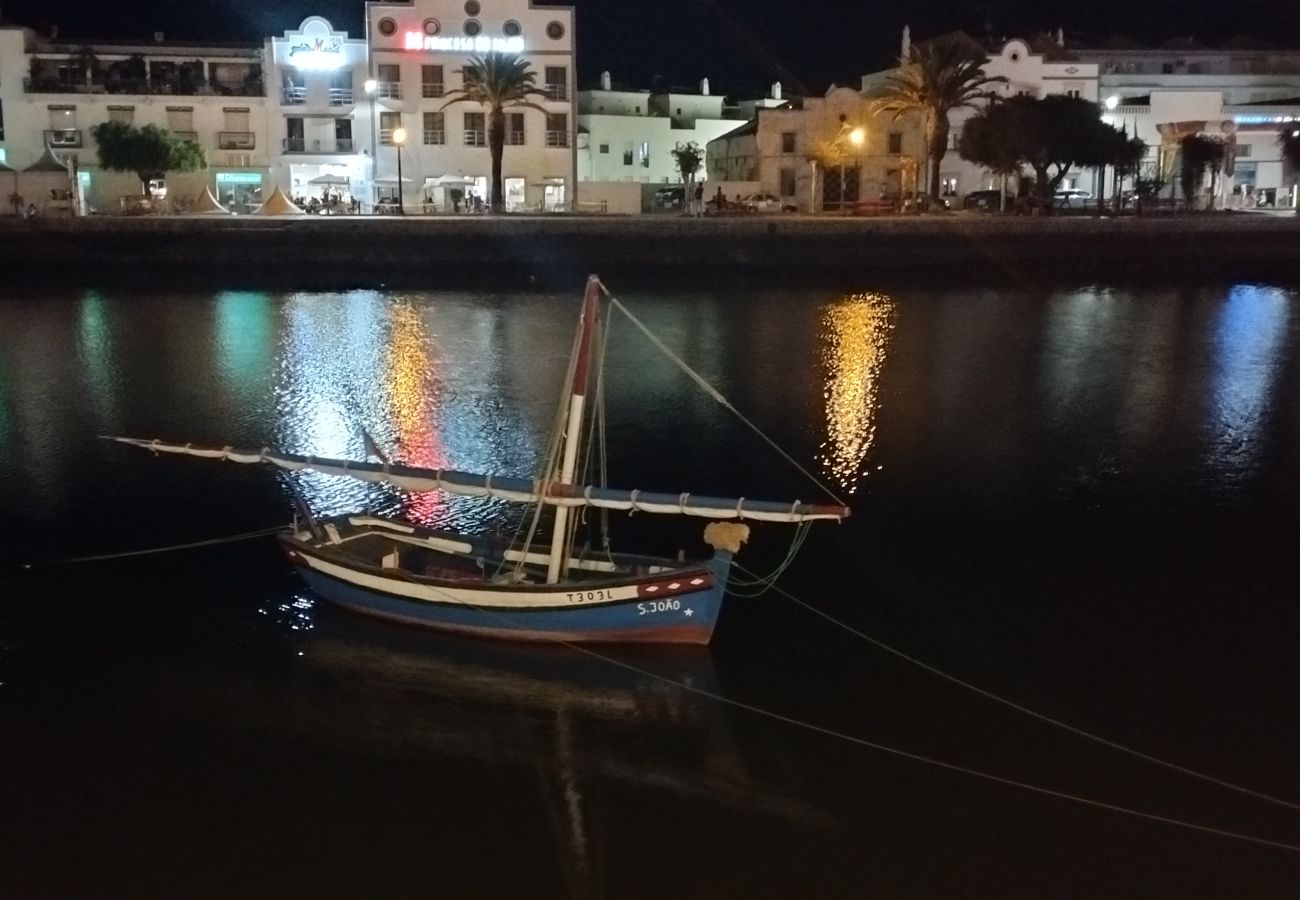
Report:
365,0,576,212
0,21,269,213
266,16,370,205
576,72,784,185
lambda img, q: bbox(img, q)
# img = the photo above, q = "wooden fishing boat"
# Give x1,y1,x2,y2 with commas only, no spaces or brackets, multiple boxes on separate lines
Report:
107,276,849,644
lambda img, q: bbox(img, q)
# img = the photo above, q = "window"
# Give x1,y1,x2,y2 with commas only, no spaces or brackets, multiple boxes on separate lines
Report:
781,131,796,153
464,112,486,146
546,20,565,40
423,18,441,35
376,63,401,99
48,105,76,129
166,106,194,131
887,131,902,154
1236,144,1252,158
334,119,353,151
464,0,480,14
422,65,444,98
464,20,482,36
377,17,396,36
107,105,134,125
503,20,522,36
506,112,525,145
598,143,609,154
223,107,250,132
639,141,649,167
380,111,401,145
623,143,634,165
779,167,796,197
1065,88,1081,98
544,67,567,101
424,112,445,144
545,113,568,147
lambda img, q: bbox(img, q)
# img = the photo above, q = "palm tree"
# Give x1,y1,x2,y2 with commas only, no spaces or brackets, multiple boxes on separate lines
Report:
870,34,1006,199
441,52,548,213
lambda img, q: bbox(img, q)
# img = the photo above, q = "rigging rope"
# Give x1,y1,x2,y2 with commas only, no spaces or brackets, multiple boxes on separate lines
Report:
392,576,1300,854
23,525,286,567
601,290,850,512
735,561,1300,815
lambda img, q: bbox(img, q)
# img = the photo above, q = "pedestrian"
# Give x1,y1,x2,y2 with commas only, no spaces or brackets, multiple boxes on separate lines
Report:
713,185,725,213
693,181,704,217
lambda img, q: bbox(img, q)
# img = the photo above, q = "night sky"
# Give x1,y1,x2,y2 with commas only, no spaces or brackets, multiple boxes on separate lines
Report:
5,0,1299,96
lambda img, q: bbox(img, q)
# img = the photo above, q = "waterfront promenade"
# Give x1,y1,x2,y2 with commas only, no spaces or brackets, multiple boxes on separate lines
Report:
3,213,1298,280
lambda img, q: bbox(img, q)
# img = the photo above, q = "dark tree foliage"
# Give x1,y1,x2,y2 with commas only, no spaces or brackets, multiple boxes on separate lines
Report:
90,120,206,192
959,95,1136,199
1179,134,1225,206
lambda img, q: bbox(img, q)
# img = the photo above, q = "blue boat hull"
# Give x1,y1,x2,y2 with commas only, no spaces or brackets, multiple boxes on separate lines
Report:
290,553,732,645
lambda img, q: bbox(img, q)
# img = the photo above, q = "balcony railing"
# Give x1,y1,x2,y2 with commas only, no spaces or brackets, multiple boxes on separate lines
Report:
423,130,446,145
283,137,355,153
374,81,402,100
172,130,199,143
283,86,306,105
506,131,525,146
464,130,486,147
218,131,256,149
328,87,354,106
544,83,568,101
422,83,445,98
45,128,83,148
26,75,263,97
545,131,569,148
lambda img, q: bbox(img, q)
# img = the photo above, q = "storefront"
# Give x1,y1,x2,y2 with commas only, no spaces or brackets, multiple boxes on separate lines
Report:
215,171,263,214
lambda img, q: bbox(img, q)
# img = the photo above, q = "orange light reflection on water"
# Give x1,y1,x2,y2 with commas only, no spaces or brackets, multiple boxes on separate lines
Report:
817,292,895,494
385,302,449,524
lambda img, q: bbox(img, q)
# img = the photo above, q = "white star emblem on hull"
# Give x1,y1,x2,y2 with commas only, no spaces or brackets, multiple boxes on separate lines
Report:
683,608,694,617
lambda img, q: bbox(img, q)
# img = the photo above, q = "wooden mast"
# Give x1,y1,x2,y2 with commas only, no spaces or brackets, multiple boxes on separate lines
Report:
546,275,602,584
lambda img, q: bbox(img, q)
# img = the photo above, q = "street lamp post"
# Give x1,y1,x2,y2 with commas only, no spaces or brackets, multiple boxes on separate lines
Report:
364,78,378,213
392,126,407,215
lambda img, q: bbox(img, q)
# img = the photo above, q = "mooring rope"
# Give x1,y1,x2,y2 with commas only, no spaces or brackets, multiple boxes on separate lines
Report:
734,561,1300,815
23,525,286,568
602,290,849,512
379,575,1300,854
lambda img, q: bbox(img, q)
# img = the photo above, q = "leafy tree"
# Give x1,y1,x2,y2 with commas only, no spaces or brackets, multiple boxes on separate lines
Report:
671,141,703,184
869,34,1006,198
959,95,1129,202
441,52,548,213
1179,134,1225,208
90,121,206,194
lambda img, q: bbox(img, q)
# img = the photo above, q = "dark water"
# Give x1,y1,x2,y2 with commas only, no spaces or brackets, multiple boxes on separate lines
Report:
2,280,1299,898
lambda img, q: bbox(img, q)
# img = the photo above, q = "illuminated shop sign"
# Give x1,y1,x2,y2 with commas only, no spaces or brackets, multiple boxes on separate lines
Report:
404,32,525,53
288,36,346,70
1233,114,1298,124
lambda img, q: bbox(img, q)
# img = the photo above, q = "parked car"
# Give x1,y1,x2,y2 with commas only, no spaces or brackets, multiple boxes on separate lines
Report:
900,192,951,212
741,192,793,213
1053,189,1092,207
963,189,1005,211
653,186,685,211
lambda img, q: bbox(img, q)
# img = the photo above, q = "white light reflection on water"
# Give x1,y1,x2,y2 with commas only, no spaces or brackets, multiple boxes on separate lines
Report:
817,292,895,494
1204,284,1291,479
273,292,544,532
77,290,117,429
257,592,317,632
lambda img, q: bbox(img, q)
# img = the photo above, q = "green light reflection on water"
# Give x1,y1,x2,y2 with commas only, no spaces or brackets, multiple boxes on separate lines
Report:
78,289,116,425
216,290,274,397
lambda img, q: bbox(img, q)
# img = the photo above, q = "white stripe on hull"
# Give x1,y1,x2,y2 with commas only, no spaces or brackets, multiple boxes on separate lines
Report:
295,551,698,611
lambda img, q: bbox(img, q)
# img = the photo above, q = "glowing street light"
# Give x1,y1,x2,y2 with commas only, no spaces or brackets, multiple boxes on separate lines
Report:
1105,95,1119,110
392,126,408,215
849,127,866,146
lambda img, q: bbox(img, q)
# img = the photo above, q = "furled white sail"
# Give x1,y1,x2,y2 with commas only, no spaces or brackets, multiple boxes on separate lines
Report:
103,437,851,523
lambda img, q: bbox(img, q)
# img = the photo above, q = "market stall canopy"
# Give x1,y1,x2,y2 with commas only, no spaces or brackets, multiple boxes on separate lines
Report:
373,175,415,184
308,174,350,186
24,147,71,173
190,185,232,215
431,174,475,185
257,186,305,215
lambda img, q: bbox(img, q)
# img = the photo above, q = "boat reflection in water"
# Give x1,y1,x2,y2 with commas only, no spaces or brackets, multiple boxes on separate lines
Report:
217,603,830,897
817,292,895,493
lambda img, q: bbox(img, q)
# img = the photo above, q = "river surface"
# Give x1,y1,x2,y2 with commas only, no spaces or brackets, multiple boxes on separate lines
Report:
1,278,1299,898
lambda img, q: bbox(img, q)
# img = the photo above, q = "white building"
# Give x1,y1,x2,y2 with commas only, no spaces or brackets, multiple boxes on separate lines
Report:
861,31,1101,199
365,0,576,212
862,29,1300,207
1079,40,1300,206
706,86,926,213
576,72,783,185
0,20,269,214
266,17,370,209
